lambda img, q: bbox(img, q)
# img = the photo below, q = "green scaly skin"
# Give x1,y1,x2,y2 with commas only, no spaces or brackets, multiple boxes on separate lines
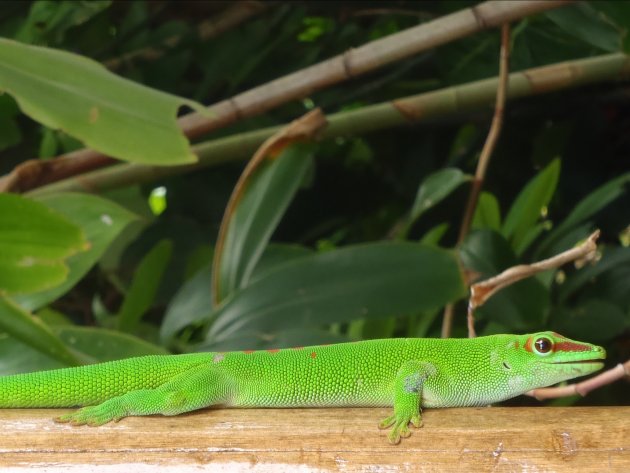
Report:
0,331,605,444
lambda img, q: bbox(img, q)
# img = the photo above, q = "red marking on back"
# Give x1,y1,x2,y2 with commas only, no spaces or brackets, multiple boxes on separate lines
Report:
555,341,591,352
310,351,317,359
267,349,280,354
243,350,255,355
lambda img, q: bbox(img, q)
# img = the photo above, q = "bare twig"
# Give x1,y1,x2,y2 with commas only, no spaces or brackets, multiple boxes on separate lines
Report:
104,1,270,70
469,230,600,313
1,0,573,194
441,23,511,339
26,53,630,197
526,360,630,400
458,24,511,244
211,109,327,306
465,230,600,337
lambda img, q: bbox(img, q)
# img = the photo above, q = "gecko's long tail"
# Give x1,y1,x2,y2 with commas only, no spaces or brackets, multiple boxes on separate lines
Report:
0,352,212,407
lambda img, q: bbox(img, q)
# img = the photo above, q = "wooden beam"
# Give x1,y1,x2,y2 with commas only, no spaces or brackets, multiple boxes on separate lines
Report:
0,406,627,471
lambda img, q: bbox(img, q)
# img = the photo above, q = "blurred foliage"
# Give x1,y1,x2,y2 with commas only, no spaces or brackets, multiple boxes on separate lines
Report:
0,1,628,406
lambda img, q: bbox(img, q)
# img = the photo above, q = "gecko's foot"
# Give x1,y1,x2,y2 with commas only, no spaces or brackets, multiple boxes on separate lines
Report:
54,403,124,426
378,412,422,444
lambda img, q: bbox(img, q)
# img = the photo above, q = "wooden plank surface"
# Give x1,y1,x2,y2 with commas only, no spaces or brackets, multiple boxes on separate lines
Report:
0,406,627,472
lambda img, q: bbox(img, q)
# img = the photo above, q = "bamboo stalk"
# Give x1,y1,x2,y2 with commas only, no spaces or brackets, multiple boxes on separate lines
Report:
28,52,630,196
5,0,573,193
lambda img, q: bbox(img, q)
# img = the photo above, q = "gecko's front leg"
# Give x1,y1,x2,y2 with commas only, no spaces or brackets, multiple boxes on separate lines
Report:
378,360,436,444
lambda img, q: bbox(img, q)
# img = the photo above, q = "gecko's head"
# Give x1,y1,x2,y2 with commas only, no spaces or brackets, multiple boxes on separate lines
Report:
496,331,605,391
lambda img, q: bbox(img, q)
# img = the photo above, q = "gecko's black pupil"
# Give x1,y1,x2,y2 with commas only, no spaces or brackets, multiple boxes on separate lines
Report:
535,337,552,353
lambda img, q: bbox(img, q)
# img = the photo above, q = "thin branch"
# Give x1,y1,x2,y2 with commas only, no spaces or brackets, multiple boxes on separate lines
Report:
1,0,573,194
104,1,270,70
469,230,600,311
28,52,630,198
465,230,600,338
526,360,630,400
442,23,511,339
210,109,327,306
459,24,511,244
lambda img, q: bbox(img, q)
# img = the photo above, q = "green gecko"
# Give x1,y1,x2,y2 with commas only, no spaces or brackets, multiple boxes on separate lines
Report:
0,331,604,444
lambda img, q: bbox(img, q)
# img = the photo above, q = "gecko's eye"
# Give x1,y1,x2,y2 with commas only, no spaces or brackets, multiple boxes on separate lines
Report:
533,337,554,356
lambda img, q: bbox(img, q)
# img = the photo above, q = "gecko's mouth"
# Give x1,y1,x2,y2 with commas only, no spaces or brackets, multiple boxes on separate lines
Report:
553,359,604,368
553,359,603,365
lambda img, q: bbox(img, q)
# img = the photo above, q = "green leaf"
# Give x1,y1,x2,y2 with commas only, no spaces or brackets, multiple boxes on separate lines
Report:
57,326,169,360
198,328,350,352
502,158,560,252
16,1,112,45
545,3,622,52
557,246,630,304
161,264,213,345
216,143,315,303
0,333,65,375
0,325,169,375
0,295,82,365
419,223,450,246
536,172,630,258
0,193,86,294
15,193,138,311
551,300,628,343
0,95,21,152
0,38,206,165
118,239,173,333
161,244,313,345
248,243,314,280
208,242,465,342
408,168,469,229
471,191,501,231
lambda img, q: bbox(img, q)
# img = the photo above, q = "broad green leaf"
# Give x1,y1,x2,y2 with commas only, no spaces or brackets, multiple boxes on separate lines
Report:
551,300,628,343
545,3,621,52
419,223,449,246
249,243,314,281
461,230,548,330
0,333,65,375
161,244,313,345
161,264,213,345
536,173,629,258
557,246,630,304
471,191,501,231
16,1,111,45
118,239,173,333
0,325,168,375
514,221,547,256
0,95,21,152
0,38,206,165
58,326,169,360
0,193,86,294
198,328,350,352
216,143,315,303
0,295,82,365
407,168,469,232
502,158,560,252
208,242,465,342
15,193,138,311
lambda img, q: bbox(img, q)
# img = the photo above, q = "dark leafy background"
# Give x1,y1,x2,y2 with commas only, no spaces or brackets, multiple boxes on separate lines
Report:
0,1,628,406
